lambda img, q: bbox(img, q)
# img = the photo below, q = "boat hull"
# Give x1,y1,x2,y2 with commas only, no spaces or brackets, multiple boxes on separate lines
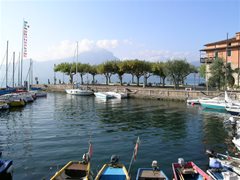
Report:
66,89,93,96
50,161,91,180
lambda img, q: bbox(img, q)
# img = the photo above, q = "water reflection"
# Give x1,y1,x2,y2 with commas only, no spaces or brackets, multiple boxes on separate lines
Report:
0,93,235,179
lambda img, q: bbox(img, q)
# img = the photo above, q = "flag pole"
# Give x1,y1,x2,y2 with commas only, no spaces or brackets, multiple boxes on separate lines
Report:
128,136,140,174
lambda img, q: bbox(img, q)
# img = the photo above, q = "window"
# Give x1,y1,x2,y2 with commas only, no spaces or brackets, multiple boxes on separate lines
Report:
227,50,231,56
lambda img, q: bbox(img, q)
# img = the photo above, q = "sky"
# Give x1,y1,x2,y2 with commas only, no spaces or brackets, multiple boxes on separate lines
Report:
0,0,239,64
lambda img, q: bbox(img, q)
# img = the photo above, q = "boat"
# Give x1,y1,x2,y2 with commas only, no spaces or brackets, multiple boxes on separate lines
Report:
106,92,128,99
225,91,240,106
226,105,240,116
0,94,25,107
66,87,93,96
172,158,211,180
94,92,114,99
199,97,226,110
0,102,9,110
0,152,13,180
50,153,92,180
136,160,168,180
186,98,200,105
206,150,240,180
95,155,130,180
232,137,240,151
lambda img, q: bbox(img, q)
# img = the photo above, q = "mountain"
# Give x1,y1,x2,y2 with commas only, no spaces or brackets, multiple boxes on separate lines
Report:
0,48,117,86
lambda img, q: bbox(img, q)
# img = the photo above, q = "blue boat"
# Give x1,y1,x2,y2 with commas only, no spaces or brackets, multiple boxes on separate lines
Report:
95,155,130,180
136,161,169,180
0,152,13,180
199,97,226,110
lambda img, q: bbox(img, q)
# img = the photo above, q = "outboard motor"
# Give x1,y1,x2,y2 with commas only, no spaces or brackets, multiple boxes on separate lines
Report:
82,153,90,163
178,158,185,167
206,149,216,158
152,160,159,171
110,155,119,165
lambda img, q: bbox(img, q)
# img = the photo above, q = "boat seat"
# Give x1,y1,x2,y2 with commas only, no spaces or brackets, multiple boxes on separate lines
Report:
65,169,86,178
182,168,197,174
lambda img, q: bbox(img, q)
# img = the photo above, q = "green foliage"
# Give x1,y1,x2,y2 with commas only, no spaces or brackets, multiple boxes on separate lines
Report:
165,59,195,89
97,60,118,85
54,62,74,83
152,62,167,86
208,58,234,90
199,64,206,78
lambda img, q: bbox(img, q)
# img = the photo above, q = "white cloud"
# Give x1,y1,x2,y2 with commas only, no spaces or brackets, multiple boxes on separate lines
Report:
96,39,119,49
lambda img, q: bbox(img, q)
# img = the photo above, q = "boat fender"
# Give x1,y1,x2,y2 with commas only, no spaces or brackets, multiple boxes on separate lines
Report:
152,160,159,171
110,155,119,165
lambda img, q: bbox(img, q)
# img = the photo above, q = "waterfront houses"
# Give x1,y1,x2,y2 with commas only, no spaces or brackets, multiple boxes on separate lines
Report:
200,32,240,85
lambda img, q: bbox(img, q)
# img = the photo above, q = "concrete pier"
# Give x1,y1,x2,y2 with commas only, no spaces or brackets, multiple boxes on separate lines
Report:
33,84,232,101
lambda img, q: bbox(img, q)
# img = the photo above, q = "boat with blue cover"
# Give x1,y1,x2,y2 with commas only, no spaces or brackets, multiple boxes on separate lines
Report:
136,160,168,180
0,152,13,180
95,155,130,180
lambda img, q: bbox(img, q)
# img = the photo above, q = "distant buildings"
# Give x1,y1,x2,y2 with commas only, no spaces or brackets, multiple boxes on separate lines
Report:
200,32,240,86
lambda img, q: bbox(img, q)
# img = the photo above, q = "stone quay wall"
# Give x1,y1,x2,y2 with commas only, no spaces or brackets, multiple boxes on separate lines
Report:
33,84,234,101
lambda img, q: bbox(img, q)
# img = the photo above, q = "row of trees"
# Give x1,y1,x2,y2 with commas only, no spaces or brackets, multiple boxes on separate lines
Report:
199,58,237,90
54,59,197,89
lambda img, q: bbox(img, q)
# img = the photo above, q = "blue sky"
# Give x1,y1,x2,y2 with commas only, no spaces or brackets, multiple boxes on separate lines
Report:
0,0,239,63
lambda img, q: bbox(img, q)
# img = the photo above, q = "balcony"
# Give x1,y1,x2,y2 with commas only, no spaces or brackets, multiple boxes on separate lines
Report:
200,57,215,64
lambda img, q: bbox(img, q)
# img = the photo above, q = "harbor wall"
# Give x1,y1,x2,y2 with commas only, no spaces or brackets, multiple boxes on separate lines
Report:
33,84,233,101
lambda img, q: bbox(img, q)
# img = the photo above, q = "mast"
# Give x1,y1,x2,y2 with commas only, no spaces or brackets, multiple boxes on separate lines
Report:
12,52,15,87
6,41,8,88
76,41,78,84
18,52,20,86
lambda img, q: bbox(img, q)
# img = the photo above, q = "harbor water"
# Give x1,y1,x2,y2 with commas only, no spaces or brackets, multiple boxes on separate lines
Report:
0,92,235,179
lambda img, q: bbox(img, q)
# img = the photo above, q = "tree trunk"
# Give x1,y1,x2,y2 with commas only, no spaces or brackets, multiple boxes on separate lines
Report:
136,76,140,86
105,75,108,85
92,75,95,84
80,74,84,85
70,74,73,84
109,74,112,84
131,74,134,84
162,77,166,87
119,75,123,86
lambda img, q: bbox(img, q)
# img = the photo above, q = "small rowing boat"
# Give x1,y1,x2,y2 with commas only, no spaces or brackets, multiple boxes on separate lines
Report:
50,153,92,180
136,160,168,180
172,158,211,180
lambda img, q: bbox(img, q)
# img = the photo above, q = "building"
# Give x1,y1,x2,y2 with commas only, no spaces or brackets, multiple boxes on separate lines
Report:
200,32,240,86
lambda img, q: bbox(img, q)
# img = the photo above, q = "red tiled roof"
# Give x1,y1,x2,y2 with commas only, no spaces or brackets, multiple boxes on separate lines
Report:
204,37,239,46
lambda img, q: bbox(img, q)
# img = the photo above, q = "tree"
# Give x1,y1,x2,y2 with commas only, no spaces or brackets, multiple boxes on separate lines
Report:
152,62,167,87
88,65,98,84
115,61,127,85
77,63,91,85
97,61,117,85
54,63,75,84
199,64,206,79
165,59,195,89
208,58,234,90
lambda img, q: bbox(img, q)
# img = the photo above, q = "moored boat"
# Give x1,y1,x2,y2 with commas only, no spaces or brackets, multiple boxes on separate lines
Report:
66,87,93,96
136,160,168,180
226,105,240,116
106,92,128,99
95,155,130,180
0,102,9,110
94,92,114,99
172,158,211,180
199,97,226,110
0,152,13,180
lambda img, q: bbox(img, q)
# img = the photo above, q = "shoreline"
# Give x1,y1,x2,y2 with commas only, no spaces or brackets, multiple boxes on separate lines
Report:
32,84,236,101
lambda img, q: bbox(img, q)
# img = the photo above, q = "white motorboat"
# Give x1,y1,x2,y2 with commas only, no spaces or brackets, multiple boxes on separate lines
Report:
199,97,226,110
232,137,240,151
66,87,93,96
94,92,114,99
106,91,128,99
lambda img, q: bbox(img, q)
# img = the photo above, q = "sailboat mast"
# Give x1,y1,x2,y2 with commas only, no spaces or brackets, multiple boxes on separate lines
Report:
6,41,8,88
12,52,15,87
76,41,78,83
18,52,20,86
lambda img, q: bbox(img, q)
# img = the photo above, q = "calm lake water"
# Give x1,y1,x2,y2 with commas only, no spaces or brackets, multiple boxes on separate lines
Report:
0,92,235,179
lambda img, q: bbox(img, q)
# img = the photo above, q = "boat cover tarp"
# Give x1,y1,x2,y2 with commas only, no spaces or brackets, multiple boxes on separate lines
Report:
101,167,126,180
0,160,12,174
